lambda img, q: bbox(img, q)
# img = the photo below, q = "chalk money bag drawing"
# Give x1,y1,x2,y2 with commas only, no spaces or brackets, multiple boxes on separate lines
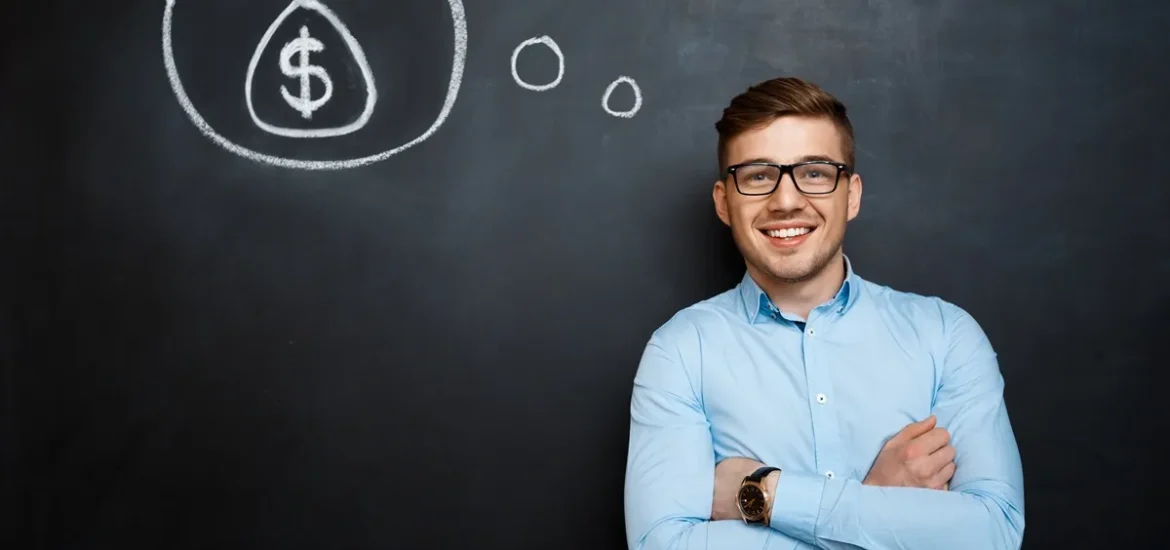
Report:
245,0,377,138
161,0,468,170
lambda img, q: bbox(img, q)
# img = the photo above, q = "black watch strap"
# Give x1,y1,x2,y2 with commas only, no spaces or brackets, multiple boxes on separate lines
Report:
746,466,780,483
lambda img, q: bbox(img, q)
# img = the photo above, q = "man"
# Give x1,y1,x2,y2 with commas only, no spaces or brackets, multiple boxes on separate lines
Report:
623,77,1025,550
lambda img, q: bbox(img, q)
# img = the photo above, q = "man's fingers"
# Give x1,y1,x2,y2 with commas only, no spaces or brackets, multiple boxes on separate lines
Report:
917,443,955,474
934,443,956,464
908,443,953,482
891,415,936,445
910,427,951,456
928,461,956,490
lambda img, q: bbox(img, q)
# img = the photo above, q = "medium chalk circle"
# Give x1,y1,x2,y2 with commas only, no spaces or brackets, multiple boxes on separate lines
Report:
602,76,642,118
511,35,564,91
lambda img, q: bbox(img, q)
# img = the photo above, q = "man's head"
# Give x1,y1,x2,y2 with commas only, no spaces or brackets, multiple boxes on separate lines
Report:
713,77,862,285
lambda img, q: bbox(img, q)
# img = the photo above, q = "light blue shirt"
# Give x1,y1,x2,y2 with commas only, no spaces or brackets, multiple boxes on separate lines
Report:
624,257,1025,550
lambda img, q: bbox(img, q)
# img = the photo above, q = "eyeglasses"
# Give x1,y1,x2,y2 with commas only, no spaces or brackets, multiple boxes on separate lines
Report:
726,160,850,196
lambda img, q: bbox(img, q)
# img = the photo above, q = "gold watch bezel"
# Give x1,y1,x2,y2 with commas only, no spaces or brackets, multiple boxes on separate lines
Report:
736,479,769,522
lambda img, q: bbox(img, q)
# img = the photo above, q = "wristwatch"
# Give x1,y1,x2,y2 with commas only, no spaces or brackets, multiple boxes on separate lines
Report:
736,466,780,525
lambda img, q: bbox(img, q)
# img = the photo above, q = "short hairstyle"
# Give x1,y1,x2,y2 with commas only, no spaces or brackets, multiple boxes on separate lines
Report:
714,77,855,174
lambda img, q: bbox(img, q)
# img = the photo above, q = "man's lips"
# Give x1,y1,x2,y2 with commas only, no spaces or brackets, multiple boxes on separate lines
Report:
759,226,814,239
758,224,816,247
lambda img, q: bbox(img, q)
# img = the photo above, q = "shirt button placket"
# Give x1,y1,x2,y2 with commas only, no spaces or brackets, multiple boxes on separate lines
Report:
805,321,843,481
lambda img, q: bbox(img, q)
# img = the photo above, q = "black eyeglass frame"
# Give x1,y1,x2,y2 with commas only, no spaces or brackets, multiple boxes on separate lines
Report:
725,160,852,196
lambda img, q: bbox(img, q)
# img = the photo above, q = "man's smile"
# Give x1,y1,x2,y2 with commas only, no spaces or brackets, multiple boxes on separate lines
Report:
758,222,817,248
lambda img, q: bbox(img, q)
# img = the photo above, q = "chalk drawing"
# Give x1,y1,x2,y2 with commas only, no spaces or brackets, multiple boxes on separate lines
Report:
280,26,335,120
511,35,564,91
602,76,642,118
163,0,468,170
245,0,373,138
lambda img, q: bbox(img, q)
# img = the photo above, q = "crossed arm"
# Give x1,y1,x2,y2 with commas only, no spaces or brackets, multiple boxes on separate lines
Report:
622,310,1025,550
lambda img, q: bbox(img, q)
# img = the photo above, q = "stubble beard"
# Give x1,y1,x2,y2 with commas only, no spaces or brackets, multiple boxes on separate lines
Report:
735,223,843,285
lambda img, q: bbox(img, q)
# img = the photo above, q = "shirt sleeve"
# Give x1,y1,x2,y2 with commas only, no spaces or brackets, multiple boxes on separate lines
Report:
624,330,811,550
766,303,1026,549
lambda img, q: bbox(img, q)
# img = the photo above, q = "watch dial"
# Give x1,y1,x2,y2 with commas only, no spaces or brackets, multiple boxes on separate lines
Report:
738,485,766,517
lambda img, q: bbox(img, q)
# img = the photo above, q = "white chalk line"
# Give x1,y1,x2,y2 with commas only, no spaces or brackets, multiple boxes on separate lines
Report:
163,0,468,170
602,76,642,118
247,0,372,138
510,35,563,91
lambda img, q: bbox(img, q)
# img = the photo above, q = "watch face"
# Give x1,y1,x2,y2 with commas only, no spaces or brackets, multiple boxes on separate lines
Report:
737,484,766,519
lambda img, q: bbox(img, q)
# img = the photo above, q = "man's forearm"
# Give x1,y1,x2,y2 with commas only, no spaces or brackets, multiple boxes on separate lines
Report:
636,518,809,550
768,472,1024,550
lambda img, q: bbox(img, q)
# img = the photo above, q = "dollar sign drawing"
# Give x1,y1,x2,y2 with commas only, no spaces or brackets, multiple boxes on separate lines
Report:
280,25,334,119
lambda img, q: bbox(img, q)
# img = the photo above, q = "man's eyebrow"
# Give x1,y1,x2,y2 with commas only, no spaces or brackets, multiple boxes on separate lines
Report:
795,154,843,163
732,157,776,165
731,154,844,165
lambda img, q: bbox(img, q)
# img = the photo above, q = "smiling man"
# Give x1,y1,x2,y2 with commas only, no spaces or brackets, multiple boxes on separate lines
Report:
623,77,1025,550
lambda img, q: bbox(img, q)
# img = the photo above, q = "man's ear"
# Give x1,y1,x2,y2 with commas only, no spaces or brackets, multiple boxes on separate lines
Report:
846,172,863,222
713,179,731,227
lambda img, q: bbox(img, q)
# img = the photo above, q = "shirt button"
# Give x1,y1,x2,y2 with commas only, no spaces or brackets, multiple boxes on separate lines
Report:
808,328,815,336
815,393,827,404
825,471,835,479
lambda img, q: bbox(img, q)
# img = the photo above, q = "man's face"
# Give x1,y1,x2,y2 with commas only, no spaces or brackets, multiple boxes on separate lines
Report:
713,115,862,284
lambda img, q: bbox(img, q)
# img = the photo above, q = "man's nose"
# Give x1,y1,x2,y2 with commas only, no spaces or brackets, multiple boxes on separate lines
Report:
764,173,807,212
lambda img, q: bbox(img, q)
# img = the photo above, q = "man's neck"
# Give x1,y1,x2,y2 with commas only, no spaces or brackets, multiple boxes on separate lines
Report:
750,253,847,321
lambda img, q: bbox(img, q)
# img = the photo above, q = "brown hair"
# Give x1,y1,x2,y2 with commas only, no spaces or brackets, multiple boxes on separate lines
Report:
714,77,855,174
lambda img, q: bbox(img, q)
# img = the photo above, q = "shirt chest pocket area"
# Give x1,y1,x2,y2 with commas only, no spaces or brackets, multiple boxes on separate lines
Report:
699,346,814,465
838,351,939,479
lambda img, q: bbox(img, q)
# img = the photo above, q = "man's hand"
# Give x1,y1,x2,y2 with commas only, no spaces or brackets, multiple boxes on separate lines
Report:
863,415,955,490
711,457,778,522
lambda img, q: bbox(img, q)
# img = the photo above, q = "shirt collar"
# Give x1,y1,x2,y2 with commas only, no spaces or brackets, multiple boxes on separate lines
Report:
739,254,862,324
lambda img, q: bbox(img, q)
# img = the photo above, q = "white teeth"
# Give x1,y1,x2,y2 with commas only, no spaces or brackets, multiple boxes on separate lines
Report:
764,227,812,239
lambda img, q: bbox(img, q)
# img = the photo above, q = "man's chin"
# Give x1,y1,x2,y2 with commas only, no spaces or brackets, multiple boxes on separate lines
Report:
745,254,811,283
753,246,833,283
763,263,818,283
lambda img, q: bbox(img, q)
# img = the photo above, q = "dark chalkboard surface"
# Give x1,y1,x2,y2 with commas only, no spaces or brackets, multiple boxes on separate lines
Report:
2,0,1165,548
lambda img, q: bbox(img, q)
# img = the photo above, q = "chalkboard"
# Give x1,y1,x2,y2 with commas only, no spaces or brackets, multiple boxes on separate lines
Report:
1,0,1165,548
